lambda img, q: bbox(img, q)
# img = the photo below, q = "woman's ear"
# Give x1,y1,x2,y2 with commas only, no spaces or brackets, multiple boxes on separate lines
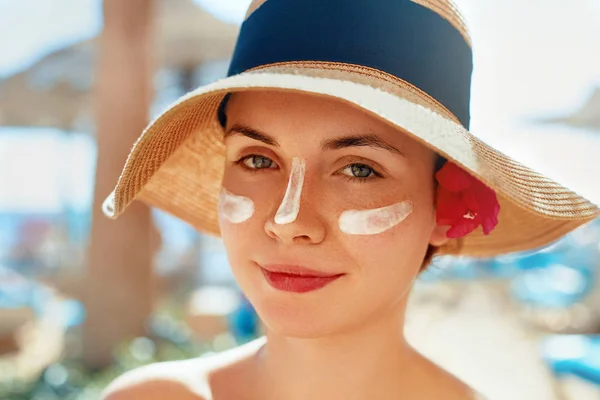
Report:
429,223,450,247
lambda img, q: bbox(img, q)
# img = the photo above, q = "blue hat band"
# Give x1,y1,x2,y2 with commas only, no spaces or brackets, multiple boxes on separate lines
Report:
228,0,473,128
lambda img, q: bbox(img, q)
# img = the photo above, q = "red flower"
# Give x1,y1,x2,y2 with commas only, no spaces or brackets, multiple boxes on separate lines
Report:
435,162,500,239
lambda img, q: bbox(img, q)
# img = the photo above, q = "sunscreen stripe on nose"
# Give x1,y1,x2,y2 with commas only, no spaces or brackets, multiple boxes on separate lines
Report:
275,157,306,225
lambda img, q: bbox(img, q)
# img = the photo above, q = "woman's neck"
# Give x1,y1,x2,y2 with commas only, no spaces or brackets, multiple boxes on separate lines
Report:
252,306,425,400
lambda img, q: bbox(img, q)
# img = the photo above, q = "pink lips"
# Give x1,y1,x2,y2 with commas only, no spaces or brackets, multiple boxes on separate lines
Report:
260,264,343,293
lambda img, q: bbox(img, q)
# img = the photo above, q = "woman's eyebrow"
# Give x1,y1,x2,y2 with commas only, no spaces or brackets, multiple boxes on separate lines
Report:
321,134,406,158
225,125,405,158
224,124,279,147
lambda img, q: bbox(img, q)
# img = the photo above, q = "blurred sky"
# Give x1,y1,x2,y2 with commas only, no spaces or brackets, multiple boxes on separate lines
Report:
0,0,102,79
0,0,599,212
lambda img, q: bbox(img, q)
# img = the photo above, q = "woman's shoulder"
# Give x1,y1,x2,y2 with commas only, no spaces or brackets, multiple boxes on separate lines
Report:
100,357,212,400
410,352,486,400
101,338,265,400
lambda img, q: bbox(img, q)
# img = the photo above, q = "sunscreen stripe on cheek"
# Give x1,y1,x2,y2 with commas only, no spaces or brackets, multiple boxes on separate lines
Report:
274,157,306,225
218,188,255,223
339,200,413,235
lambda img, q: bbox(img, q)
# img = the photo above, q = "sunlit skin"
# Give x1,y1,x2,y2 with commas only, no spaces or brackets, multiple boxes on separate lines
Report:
102,91,480,400
220,90,451,339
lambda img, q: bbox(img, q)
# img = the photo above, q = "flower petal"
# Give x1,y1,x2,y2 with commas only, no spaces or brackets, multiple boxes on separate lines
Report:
436,163,472,192
446,220,479,238
461,190,481,213
435,162,501,239
436,187,466,225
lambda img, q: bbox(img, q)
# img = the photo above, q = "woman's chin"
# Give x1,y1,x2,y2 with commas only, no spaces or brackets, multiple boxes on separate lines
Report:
254,302,344,339
238,272,358,338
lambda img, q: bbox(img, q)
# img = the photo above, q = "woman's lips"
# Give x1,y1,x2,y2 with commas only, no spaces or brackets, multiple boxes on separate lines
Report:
260,264,344,293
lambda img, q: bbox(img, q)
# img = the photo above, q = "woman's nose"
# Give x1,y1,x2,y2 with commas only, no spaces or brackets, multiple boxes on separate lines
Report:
264,158,326,245
265,203,327,245
265,204,327,244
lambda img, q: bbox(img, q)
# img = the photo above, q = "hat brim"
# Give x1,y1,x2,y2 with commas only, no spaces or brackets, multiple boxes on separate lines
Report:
103,62,599,257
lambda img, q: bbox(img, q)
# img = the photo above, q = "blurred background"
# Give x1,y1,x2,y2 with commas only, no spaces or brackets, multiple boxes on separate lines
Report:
0,0,599,399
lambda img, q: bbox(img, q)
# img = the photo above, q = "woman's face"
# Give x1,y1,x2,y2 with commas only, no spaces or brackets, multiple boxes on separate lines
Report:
219,91,449,337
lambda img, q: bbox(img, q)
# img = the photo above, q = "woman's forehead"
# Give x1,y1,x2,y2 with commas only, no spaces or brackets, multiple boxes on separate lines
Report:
226,90,428,154
228,90,379,121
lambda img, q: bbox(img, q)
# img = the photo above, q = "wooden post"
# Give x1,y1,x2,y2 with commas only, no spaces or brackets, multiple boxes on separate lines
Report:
82,0,157,369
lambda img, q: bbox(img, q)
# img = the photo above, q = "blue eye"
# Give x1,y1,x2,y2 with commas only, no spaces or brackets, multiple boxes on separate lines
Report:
242,155,276,169
342,163,377,179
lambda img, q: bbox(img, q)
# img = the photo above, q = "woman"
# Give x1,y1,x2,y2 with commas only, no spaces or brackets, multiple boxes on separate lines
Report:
101,0,599,399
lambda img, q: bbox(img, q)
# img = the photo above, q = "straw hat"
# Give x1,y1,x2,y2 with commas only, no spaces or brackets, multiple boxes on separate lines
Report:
103,0,599,257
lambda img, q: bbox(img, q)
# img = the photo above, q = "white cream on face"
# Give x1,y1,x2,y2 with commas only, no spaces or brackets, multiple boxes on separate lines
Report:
218,188,255,223
274,157,306,225
339,201,413,235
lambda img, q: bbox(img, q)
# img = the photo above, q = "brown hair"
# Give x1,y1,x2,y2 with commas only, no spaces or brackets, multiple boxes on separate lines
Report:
421,245,438,271
419,155,447,272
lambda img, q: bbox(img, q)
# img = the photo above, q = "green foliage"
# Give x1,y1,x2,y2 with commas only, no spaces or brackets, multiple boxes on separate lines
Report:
0,333,214,400
0,304,251,400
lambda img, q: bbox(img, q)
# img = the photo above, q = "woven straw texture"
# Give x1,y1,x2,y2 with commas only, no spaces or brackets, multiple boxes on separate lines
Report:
104,62,599,257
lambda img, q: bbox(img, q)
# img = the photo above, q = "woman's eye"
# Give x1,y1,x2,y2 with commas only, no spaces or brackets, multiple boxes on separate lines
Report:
341,163,377,179
242,155,276,169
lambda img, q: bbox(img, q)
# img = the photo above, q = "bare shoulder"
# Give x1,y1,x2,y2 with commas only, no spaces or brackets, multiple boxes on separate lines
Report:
411,352,483,400
101,338,266,400
430,369,482,400
100,357,211,400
